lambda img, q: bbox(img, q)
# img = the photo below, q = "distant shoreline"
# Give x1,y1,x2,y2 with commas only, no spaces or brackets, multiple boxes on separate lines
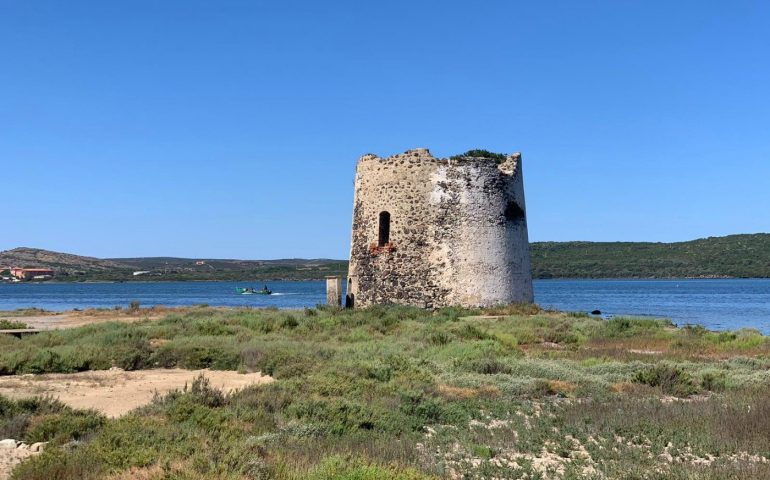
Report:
3,233,770,281
4,276,770,287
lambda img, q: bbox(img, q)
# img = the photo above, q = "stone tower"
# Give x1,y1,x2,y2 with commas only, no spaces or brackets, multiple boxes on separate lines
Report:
347,148,534,308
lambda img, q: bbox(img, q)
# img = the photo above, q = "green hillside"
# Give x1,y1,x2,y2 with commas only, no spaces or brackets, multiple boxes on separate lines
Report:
3,234,769,281
530,233,770,279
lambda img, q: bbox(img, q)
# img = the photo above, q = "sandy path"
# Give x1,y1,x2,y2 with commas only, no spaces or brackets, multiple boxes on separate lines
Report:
0,368,273,418
0,311,166,330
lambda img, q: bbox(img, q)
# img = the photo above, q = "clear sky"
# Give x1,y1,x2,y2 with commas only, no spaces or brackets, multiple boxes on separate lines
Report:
2,1,769,259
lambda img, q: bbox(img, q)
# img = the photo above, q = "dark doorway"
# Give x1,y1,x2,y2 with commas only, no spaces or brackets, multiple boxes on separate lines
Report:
378,211,391,246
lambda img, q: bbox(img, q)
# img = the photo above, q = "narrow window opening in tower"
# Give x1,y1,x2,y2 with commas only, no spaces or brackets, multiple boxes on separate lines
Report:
378,211,391,246
504,202,525,224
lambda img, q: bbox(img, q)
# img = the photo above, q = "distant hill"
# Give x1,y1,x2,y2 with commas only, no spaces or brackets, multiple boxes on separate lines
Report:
530,233,770,279
106,256,348,281
0,248,346,281
2,233,769,281
0,247,130,272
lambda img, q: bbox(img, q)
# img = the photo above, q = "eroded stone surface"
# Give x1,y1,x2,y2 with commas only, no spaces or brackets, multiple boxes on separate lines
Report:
347,148,533,308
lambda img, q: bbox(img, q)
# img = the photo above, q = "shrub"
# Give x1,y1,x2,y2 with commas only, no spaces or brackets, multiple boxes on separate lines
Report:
0,319,28,329
399,391,444,428
483,303,541,316
465,357,512,375
683,324,708,337
701,371,727,392
426,330,452,346
151,338,240,370
25,410,105,444
634,364,699,397
16,396,70,415
455,324,491,341
288,398,382,434
240,345,312,379
363,362,392,382
11,447,104,480
449,149,507,163
471,445,495,459
193,320,233,336
281,314,299,329
187,375,226,408
301,455,437,480
0,414,30,440
597,317,671,338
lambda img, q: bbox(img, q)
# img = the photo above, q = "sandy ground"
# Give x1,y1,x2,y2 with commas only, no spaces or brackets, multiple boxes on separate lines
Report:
0,309,175,330
0,447,35,480
0,368,273,418
0,306,229,330
0,368,272,479
0,308,273,478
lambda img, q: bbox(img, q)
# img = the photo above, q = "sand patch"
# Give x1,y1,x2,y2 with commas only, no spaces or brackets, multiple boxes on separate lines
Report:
0,368,273,418
0,306,235,331
0,446,36,480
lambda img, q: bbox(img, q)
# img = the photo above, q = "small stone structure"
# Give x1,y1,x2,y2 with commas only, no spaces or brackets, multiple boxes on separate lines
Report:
325,276,342,307
347,148,534,308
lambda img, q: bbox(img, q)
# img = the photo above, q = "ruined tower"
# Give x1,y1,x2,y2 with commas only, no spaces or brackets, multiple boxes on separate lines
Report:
347,148,534,308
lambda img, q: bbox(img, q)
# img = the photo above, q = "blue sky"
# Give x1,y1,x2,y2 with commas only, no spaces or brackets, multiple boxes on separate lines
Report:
1,1,768,259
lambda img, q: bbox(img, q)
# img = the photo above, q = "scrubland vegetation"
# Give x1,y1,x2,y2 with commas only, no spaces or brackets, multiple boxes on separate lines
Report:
531,233,770,278
3,305,770,479
0,320,28,330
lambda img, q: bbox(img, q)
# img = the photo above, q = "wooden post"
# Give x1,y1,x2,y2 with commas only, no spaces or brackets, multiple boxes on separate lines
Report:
326,276,342,307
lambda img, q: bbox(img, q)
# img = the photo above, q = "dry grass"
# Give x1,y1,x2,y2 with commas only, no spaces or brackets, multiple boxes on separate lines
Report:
546,380,577,395
437,384,501,400
609,381,637,393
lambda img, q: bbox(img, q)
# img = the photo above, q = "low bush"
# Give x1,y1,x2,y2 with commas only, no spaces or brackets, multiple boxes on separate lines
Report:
634,364,699,397
26,410,104,444
300,455,437,480
449,149,508,164
0,319,28,329
0,395,104,446
465,357,512,375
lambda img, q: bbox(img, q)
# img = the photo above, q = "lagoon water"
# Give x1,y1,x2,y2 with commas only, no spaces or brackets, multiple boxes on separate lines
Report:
1,279,769,333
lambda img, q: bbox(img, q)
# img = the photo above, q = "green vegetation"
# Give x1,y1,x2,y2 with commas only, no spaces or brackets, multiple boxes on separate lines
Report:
49,260,349,283
4,305,770,478
450,149,508,163
531,233,770,278
0,396,104,446
0,319,29,329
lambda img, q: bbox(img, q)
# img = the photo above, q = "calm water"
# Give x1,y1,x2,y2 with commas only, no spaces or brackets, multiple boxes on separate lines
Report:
1,279,769,333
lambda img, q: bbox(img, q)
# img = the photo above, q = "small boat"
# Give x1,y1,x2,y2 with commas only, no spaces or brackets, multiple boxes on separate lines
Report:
236,286,272,295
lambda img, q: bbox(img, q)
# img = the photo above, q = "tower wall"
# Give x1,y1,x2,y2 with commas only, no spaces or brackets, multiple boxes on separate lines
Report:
347,148,533,308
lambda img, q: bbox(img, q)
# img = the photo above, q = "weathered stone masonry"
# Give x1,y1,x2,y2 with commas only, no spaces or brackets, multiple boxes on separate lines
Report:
347,148,534,308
